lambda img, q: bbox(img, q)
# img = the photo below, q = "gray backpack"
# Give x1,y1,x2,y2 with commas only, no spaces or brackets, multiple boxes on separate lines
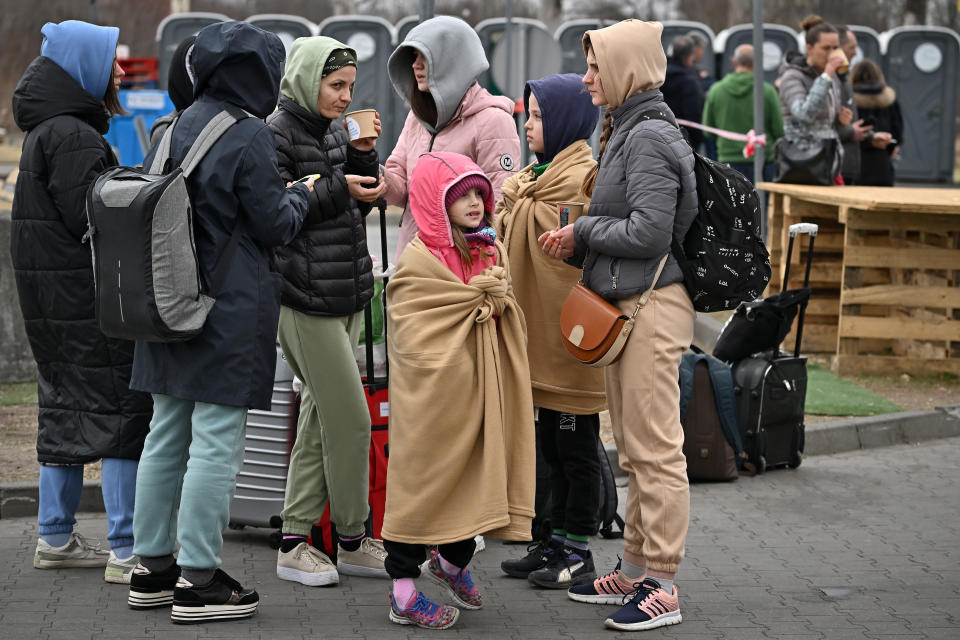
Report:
84,107,247,342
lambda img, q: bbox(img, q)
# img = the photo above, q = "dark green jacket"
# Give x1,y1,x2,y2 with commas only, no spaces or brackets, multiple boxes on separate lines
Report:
702,71,783,163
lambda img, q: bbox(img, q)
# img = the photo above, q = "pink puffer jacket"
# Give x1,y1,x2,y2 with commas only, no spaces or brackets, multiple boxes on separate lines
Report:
383,83,521,262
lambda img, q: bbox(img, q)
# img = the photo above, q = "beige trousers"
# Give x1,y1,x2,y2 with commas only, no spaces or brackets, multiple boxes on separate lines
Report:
605,282,695,574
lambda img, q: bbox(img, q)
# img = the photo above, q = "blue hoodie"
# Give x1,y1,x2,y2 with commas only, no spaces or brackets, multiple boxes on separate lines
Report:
523,73,600,164
40,20,118,102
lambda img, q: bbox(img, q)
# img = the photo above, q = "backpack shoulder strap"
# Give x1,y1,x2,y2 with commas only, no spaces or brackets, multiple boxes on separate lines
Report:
180,105,249,178
148,116,179,174
678,352,702,422
703,354,747,462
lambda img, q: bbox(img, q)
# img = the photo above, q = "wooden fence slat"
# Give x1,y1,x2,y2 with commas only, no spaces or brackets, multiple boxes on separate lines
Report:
839,315,960,341
841,208,960,232
843,245,960,270
841,285,960,308
833,354,960,376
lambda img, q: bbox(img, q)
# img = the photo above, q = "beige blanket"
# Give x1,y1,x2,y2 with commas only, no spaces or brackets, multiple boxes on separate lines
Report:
495,141,607,414
383,238,535,544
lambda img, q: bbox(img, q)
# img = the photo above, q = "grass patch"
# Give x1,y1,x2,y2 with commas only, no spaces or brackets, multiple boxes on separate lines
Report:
0,381,37,406
806,364,902,416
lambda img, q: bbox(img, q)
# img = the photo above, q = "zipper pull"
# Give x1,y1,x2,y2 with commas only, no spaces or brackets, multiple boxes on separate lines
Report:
611,275,618,289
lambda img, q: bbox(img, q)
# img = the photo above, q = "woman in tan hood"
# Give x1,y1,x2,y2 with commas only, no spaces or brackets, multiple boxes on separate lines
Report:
540,20,698,633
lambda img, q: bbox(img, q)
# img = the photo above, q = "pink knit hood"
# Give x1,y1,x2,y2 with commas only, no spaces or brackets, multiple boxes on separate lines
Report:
408,151,496,282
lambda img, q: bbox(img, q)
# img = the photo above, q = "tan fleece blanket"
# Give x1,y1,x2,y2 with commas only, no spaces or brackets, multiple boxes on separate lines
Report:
382,238,535,544
495,141,606,414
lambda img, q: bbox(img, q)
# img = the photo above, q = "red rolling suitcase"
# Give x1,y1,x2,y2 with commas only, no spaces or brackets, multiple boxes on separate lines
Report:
310,200,392,558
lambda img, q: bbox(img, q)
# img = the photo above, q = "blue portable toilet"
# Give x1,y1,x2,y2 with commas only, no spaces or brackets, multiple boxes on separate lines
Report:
715,24,799,85
880,26,960,182
155,12,229,91
661,20,717,81
245,14,317,55
318,17,400,154
103,89,174,166
554,19,606,76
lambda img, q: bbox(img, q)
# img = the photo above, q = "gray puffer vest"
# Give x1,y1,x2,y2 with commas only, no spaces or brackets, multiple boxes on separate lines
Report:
573,90,698,301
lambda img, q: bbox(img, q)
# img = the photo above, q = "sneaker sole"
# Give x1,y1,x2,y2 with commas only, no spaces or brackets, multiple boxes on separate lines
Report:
528,571,597,590
128,589,174,609
34,557,108,569
277,566,339,586
171,602,259,624
426,570,483,610
104,570,133,584
337,560,389,578
567,590,629,605
500,565,542,579
389,606,459,629
603,610,682,631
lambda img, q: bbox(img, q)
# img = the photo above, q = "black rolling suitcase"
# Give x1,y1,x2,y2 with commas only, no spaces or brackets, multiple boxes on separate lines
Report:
731,223,818,473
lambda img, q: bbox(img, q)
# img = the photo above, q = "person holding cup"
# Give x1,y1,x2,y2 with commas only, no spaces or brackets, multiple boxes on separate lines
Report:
776,15,850,183
494,73,607,589
266,35,389,587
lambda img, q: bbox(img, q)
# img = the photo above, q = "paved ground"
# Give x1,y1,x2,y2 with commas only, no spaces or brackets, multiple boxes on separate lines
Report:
1,438,958,639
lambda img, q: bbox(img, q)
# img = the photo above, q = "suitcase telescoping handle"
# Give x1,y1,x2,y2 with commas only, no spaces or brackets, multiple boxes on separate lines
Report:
364,199,391,386
783,222,818,358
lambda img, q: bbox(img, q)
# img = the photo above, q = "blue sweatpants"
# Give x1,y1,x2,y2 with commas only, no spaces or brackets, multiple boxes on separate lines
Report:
132,394,247,570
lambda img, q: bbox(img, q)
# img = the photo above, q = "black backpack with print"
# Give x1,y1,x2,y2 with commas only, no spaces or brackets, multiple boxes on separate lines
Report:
641,110,772,313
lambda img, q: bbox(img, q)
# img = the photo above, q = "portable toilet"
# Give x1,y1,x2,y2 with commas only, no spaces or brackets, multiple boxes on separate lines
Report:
317,17,400,154
245,14,317,55
103,90,174,166
848,25,882,69
715,24,798,85
155,12,229,91
395,15,419,45
880,26,960,182
474,17,553,95
554,19,605,76
661,20,716,81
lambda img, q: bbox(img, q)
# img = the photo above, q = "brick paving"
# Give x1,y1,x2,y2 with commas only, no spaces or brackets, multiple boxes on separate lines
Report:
0,438,958,639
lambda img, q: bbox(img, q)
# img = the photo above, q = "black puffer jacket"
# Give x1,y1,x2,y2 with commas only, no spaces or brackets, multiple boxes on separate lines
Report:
11,56,152,464
268,96,377,316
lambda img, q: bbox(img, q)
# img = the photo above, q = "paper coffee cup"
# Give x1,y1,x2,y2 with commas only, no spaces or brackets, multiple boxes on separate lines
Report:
557,201,585,228
344,109,378,141
830,50,849,74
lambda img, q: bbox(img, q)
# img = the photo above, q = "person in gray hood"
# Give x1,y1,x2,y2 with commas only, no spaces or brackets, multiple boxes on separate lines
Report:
382,15,521,261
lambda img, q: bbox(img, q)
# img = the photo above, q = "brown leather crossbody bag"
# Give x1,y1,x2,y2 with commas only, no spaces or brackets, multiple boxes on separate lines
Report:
560,254,668,367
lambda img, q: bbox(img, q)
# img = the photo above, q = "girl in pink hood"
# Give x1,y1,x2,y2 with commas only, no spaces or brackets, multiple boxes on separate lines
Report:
381,151,536,629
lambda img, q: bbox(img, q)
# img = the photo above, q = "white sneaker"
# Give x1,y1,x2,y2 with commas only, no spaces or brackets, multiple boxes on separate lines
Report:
34,532,109,569
277,542,338,586
337,537,389,578
104,550,139,584
473,535,486,555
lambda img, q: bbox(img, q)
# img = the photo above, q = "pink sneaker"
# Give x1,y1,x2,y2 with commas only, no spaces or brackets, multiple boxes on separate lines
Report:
567,559,644,605
426,550,483,609
388,590,459,629
604,577,682,631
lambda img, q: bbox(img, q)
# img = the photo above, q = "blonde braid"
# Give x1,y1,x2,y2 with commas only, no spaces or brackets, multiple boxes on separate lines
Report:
581,108,613,197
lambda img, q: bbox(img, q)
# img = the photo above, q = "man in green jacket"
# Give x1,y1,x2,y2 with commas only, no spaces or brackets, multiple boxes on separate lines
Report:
702,44,784,185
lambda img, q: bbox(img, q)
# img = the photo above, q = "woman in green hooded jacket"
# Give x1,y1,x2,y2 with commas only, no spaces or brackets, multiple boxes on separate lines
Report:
266,36,388,587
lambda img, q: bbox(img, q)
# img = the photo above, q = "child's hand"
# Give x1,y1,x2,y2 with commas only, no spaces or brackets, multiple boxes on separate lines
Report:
538,224,575,259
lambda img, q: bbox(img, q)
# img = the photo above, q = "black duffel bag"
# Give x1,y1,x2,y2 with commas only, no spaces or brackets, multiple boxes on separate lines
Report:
712,287,812,363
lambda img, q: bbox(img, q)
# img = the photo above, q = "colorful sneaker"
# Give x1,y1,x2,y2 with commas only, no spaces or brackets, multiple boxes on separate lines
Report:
277,542,338,586
388,590,459,629
425,550,483,610
501,539,561,579
128,562,181,609
528,546,596,589
568,559,643,605
171,569,259,624
603,577,682,631
34,532,109,569
337,537,389,578
104,550,139,584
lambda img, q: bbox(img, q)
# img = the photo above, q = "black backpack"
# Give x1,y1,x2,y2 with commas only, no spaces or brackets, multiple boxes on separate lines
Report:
640,110,771,312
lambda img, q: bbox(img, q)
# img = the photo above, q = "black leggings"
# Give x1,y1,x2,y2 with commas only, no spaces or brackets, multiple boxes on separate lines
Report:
383,538,477,579
538,409,602,538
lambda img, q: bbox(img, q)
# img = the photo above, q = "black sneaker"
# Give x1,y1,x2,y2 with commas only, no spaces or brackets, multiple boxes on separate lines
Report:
170,569,259,624
501,539,561,579
127,562,181,609
527,547,596,589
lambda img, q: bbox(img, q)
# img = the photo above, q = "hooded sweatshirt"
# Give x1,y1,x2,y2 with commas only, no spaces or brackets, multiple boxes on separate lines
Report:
281,36,355,115
150,35,197,144
524,73,600,165
702,71,783,163
573,20,698,300
40,20,118,102
384,16,521,261
409,151,497,284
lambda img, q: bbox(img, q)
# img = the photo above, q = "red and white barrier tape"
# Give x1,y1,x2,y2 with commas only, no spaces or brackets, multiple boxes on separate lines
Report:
675,119,767,159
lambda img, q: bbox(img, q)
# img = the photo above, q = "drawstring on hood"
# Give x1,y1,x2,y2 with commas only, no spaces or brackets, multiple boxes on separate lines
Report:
281,36,357,116
582,20,666,109
524,73,600,164
40,20,118,101
388,16,489,133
